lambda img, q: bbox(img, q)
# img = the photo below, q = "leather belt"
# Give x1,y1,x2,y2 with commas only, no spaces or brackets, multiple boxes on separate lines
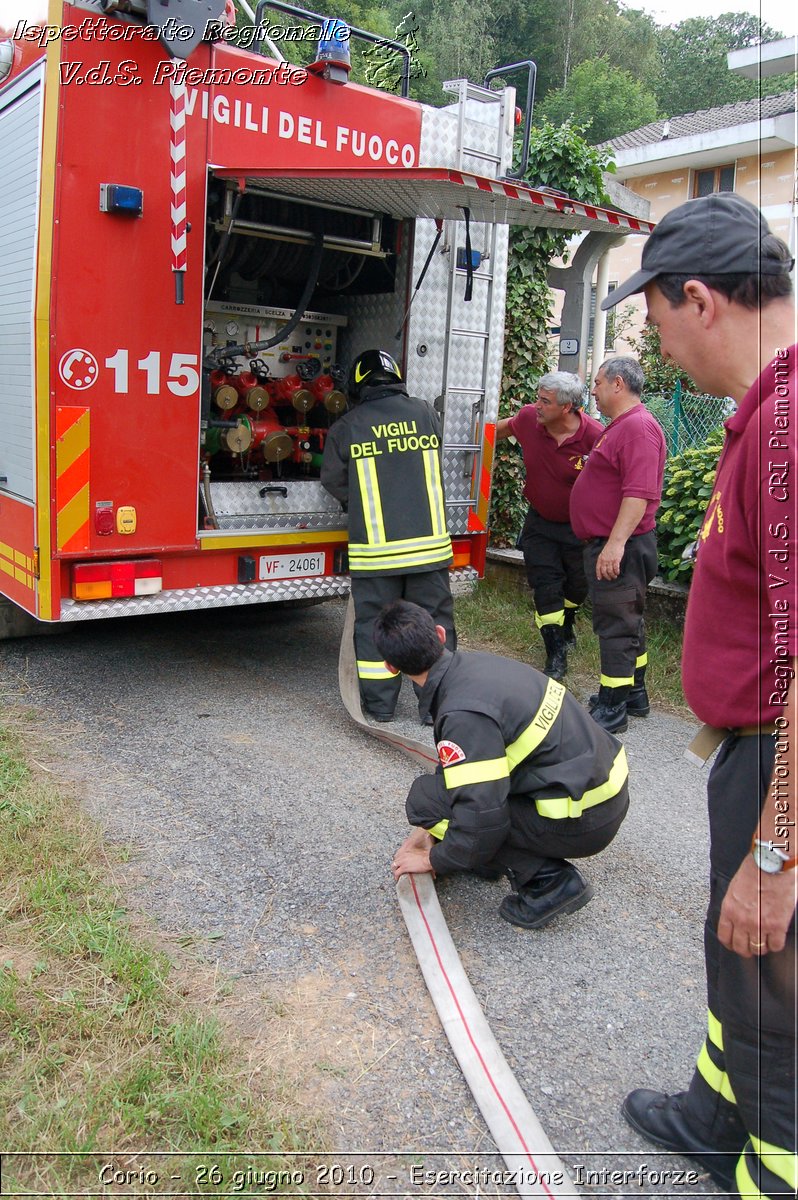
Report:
685,722,777,766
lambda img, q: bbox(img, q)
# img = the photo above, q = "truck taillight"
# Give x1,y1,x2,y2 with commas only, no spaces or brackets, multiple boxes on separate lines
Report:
72,560,163,601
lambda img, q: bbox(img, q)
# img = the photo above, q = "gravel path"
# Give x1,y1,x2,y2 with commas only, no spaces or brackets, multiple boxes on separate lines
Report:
0,599,724,1197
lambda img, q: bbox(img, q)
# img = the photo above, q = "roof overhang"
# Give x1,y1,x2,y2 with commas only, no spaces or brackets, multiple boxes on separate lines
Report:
211,167,655,234
611,114,796,179
728,36,798,79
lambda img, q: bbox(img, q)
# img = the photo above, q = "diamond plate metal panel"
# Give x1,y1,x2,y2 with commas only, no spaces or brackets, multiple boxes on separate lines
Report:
223,174,650,234
334,234,411,368
484,223,510,424
450,566,478,595
60,576,352,621
403,214,510,536
209,480,345,531
419,98,508,177
58,568,478,622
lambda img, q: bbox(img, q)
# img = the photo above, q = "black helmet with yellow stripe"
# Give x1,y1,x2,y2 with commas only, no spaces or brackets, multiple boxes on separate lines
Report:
348,349,402,402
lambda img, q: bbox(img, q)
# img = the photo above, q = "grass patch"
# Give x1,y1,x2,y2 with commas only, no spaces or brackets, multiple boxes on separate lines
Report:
455,572,688,714
0,722,318,1196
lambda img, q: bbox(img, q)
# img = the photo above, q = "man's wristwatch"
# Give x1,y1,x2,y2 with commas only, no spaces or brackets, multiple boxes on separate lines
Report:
751,837,798,874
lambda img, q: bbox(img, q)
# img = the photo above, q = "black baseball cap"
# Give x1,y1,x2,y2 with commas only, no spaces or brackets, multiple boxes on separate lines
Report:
601,192,792,309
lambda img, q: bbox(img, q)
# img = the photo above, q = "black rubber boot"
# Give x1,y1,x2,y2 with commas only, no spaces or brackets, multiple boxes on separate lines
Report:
622,1090,741,1191
540,624,568,681
364,708,394,723
499,861,593,930
589,671,650,718
627,665,650,716
562,607,578,648
589,684,629,733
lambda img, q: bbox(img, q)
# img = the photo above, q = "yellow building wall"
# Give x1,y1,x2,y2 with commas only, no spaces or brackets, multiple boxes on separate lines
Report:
606,147,796,356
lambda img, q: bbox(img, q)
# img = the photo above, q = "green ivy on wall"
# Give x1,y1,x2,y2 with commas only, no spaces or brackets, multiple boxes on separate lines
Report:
488,120,612,546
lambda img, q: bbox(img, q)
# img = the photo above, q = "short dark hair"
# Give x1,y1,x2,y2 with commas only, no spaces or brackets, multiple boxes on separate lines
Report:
599,356,644,396
656,234,794,311
373,600,444,675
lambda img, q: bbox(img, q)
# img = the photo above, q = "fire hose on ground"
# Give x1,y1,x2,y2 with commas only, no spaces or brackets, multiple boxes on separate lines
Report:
338,596,578,1198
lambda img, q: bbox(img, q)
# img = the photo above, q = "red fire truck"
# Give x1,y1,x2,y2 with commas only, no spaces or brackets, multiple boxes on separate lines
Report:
0,0,652,636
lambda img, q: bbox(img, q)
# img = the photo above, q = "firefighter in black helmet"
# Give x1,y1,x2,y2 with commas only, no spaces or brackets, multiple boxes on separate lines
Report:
321,349,456,722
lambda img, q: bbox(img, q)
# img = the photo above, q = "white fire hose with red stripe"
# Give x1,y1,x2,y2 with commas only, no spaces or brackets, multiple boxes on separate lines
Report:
338,598,578,1198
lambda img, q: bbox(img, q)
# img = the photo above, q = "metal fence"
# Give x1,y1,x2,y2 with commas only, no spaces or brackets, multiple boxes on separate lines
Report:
644,382,733,456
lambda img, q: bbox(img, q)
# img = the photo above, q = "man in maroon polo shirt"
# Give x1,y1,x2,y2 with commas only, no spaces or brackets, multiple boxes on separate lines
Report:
601,193,796,1198
569,357,666,732
497,372,602,680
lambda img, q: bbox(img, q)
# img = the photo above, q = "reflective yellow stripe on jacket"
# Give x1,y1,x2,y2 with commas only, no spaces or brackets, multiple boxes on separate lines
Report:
442,675,627,819
443,677,565,789
356,457,386,546
422,447,447,537
439,681,564,792
506,677,565,769
351,449,452,572
534,747,628,819
348,533,453,572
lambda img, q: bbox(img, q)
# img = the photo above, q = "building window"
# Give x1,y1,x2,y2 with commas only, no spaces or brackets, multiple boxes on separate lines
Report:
693,164,736,197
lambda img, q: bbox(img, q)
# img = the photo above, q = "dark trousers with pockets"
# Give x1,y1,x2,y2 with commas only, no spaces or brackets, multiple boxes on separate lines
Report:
350,569,455,718
584,530,658,682
683,734,796,1198
520,506,588,621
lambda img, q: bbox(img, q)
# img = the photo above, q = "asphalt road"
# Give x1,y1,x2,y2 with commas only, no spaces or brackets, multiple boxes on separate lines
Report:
0,598,725,1198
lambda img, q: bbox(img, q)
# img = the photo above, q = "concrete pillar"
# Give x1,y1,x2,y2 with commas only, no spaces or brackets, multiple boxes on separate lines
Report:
590,249,612,382
548,231,626,381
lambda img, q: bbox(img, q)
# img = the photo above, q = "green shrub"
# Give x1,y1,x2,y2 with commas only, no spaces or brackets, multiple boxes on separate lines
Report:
657,428,725,582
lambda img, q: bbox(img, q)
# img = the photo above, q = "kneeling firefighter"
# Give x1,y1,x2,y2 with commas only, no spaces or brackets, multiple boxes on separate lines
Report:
321,349,456,722
377,600,630,929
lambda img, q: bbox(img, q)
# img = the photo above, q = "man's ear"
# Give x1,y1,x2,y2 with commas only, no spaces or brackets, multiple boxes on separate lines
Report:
384,661,401,676
682,279,717,325
435,624,447,646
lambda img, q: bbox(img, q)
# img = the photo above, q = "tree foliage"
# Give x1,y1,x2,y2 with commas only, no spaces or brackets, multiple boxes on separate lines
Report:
626,318,698,396
654,13,788,116
536,58,659,144
262,0,788,135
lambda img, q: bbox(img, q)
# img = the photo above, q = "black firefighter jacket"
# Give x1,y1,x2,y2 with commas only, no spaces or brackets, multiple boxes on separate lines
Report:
320,383,453,575
411,649,629,874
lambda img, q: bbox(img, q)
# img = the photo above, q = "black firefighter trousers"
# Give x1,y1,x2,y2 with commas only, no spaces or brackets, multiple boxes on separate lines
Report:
350,568,456,719
683,733,796,1198
406,774,629,887
584,530,658,687
519,506,588,626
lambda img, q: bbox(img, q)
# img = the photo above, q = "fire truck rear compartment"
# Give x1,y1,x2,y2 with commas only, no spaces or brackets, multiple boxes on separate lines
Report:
201,178,408,534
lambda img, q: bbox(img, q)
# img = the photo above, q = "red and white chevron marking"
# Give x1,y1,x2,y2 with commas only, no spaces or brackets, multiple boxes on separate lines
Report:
449,170,655,233
169,79,187,274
